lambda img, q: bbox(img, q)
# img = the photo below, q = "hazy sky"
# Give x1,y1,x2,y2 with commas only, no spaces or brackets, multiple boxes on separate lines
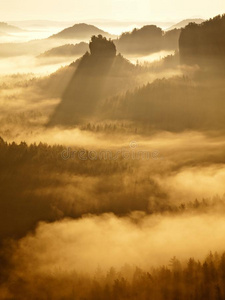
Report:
1,0,224,22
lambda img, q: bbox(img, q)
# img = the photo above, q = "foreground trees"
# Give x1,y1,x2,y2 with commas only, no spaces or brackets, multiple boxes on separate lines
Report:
4,252,225,300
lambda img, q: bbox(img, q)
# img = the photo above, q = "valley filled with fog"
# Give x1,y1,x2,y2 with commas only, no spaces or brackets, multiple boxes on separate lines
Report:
0,14,225,300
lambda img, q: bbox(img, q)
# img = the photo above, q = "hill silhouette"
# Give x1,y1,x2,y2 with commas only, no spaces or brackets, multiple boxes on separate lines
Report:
38,42,89,58
101,76,225,132
48,35,136,126
39,25,180,58
49,23,115,40
114,25,180,54
167,18,204,30
46,15,225,129
179,14,225,67
0,22,24,33
0,23,178,58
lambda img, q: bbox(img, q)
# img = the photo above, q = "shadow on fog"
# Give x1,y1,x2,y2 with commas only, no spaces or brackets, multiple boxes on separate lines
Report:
48,35,136,126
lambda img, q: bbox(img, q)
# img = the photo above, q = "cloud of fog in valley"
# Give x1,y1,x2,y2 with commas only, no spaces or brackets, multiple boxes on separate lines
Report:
11,212,225,276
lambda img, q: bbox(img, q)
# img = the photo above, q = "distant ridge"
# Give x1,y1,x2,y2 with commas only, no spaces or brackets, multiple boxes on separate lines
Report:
49,23,116,40
167,19,204,30
38,42,89,58
0,22,24,33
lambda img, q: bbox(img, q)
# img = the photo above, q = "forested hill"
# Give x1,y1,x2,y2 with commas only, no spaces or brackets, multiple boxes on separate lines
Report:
115,25,180,54
179,14,225,66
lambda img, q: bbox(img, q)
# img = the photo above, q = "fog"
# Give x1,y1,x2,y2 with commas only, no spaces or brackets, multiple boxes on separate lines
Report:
12,212,225,275
1,13,225,300
126,50,174,64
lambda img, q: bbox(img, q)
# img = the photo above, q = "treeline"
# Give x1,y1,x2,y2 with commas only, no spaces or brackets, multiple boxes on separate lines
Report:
0,137,130,239
100,76,225,131
115,25,180,54
1,137,225,240
179,14,225,67
5,252,225,300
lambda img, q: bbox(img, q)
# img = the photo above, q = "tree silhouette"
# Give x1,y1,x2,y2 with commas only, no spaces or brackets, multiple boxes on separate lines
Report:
89,35,116,57
179,14,225,68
